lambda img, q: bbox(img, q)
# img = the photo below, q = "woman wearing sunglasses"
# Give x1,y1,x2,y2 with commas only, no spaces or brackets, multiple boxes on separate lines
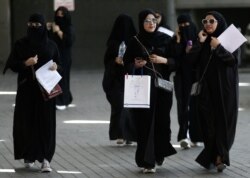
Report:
188,11,239,172
123,9,177,174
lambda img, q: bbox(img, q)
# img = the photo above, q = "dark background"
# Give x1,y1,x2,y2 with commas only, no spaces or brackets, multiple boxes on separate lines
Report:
9,0,250,69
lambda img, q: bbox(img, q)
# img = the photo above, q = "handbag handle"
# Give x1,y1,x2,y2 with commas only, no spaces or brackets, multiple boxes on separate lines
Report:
198,51,213,82
31,65,36,80
132,66,143,75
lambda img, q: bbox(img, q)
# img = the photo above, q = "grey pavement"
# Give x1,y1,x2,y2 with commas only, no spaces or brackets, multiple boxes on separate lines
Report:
0,69,250,178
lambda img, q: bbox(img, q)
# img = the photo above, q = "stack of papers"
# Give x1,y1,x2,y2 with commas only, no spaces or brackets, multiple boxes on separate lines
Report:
35,60,62,93
218,24,247,53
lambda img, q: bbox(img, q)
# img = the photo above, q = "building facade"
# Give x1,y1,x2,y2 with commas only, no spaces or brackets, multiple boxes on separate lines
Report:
1,0,250,69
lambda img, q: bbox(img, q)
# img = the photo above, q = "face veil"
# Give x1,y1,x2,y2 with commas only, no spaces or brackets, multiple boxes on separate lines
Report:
27,13,48,47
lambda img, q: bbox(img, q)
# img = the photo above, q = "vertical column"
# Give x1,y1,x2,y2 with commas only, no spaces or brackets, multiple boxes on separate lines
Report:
166,0,176,30
0,0,11,65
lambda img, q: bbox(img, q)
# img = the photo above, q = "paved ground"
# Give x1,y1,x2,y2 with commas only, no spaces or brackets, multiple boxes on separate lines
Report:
0,69,250,178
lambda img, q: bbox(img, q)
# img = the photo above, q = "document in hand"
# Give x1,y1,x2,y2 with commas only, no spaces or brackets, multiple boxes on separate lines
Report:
157,27,174,37
218,24,247,53
35,60,62,93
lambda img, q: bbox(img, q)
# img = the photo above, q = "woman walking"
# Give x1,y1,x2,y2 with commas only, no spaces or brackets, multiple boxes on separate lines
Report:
189,11,239,172
123,9,178,173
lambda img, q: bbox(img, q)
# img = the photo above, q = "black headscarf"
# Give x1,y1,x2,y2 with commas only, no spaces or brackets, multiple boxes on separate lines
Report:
138,9,157,37
177,14,192,24
177,13,197,44
200,11,228,71
155,11,168,29
205,11,227,38
137,9,167,49
106,14,137,46
54,6,72,31
27,13,48,47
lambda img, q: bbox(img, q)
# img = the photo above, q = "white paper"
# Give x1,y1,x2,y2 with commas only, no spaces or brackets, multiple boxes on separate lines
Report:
124,75,151,108
218,24,247,53
35,60,62,93
158,27,174,37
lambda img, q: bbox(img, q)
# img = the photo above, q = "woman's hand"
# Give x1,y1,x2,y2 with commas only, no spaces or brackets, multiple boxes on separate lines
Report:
52,23,63,39
115,57,124,65
49,62,58,71
46,22,52,30
134,57,147,68
24,55,38,66
52,23,60,33
210,37,220,49
149,54,167,64
175,27,181,43
198,30,208,43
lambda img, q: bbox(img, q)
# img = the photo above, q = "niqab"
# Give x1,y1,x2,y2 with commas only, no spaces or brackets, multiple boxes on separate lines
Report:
27,13,48,47
177,14,197,44
54,6,72,31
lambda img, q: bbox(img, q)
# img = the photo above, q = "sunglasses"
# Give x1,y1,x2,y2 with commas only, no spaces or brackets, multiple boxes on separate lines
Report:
201,19,217,25
144,18,158,24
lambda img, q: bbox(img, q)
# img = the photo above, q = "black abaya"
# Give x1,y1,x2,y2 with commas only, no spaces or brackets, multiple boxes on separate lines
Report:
4,35,60,163
49,6,75,106
123,9,177,168
189,11,239,168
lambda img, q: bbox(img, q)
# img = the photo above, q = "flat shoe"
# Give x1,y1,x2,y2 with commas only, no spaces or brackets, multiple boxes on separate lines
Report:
24,160,34,168
116,139,125,145
180,139,190,149
142,168,156,174
216,163,226,172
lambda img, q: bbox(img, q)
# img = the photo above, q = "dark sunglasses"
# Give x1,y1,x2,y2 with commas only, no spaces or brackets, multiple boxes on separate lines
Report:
201,19,217,25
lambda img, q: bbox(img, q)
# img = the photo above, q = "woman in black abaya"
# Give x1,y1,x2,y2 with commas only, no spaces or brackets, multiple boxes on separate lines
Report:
48,6,75,110
3,13,60,173
189,11,239,172
123,9,177,173
174,14,203,148
102,14,137,144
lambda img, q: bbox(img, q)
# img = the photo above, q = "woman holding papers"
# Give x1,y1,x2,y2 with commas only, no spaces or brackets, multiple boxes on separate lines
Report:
188,11,239,172
3,13,60,173
123,9,178,173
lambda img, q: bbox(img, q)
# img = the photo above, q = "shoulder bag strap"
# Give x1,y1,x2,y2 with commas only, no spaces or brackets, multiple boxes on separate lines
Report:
133,36,162,78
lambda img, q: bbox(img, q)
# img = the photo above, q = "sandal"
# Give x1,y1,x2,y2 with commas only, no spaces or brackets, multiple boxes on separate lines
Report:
215,156,226,172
